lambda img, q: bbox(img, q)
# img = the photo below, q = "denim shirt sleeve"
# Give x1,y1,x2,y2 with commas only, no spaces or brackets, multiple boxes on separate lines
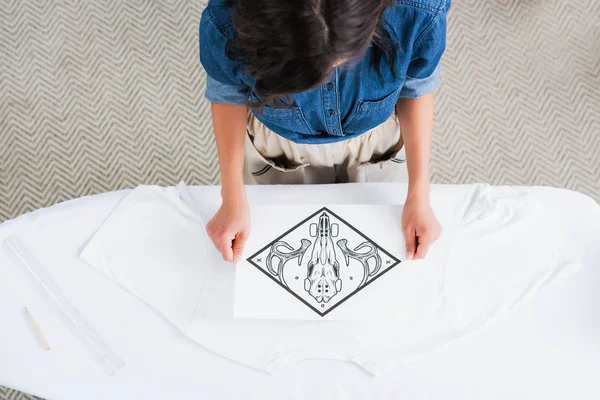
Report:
399,0,450,98
199,7,250,105
205,75,250,105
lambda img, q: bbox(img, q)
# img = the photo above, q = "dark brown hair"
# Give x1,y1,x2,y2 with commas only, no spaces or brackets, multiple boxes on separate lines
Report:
226,0,398,108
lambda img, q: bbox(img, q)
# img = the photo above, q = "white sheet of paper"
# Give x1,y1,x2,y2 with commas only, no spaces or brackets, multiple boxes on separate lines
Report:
234,204,422,320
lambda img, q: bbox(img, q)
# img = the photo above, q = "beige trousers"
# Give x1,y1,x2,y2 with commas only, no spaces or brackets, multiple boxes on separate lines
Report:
243,110,408,184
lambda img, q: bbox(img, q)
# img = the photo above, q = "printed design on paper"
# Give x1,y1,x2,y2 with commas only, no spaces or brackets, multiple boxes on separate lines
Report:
247,207,401,316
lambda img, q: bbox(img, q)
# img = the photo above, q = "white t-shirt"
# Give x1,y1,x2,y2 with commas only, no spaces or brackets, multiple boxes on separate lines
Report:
79,183,579,375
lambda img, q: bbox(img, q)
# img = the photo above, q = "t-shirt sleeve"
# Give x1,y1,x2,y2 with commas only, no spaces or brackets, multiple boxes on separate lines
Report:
399,0,450,98
199,9,250,105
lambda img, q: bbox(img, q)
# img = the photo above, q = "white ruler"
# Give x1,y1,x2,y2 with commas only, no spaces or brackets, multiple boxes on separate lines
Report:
2,236,125,375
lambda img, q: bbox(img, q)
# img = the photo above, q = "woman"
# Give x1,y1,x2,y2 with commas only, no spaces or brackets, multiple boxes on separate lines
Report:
200,0,449,263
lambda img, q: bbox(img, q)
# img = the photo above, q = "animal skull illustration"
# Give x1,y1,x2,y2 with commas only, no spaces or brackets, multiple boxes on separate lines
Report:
263,211,384,305
304,212,342,303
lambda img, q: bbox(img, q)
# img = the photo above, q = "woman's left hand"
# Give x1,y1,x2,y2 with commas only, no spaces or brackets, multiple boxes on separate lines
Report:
401,194,442,260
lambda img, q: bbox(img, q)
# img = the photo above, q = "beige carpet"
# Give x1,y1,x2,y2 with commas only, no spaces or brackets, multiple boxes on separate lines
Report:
1,0,599,398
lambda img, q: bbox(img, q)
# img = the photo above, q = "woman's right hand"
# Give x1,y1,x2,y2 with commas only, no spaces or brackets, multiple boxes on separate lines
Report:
206,195,251,263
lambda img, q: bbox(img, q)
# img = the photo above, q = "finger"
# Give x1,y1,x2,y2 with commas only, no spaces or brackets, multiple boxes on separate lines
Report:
414,234,432,260
403,227,416,260
232,230,249,263
219,234,234,262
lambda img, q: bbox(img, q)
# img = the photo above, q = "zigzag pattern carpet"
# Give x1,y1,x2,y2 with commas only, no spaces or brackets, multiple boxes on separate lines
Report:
0,0,598,398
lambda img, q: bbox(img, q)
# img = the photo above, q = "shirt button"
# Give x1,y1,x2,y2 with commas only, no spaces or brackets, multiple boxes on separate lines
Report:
326,82,333,91
328,109,335,116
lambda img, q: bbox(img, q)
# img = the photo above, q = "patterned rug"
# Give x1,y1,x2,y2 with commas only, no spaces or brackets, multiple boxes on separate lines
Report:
1,0,599,398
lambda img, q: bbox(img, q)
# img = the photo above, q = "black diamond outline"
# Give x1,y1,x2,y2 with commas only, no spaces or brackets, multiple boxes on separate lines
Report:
246,207,401,317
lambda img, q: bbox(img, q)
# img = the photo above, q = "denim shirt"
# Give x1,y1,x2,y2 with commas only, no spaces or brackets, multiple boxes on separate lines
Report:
200,0,450,144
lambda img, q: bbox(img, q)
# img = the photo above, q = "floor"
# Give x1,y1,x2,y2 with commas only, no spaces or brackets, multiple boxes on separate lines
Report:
1,0,599,398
